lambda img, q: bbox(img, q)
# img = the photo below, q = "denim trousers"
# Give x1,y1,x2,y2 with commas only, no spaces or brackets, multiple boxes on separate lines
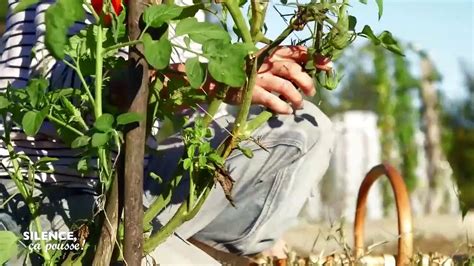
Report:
0,100,335,263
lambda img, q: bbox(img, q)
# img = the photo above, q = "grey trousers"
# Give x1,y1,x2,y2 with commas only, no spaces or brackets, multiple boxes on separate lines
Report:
0,101,335,262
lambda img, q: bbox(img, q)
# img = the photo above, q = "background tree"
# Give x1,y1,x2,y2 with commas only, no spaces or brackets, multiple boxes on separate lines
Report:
442,62,474,215
0,1,6,35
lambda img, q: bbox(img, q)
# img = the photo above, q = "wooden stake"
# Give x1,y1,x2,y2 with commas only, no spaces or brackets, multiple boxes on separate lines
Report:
124,0,150,264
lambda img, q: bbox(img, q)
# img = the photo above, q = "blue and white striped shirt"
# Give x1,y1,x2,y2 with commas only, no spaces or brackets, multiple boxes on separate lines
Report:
1,0,133,189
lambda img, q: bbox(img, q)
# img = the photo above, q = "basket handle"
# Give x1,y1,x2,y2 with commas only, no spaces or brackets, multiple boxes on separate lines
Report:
353,163,414,266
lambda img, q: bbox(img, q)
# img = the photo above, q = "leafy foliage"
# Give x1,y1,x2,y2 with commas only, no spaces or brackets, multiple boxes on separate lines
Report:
0,0,404,263
45,0,85,59
0,231,18,265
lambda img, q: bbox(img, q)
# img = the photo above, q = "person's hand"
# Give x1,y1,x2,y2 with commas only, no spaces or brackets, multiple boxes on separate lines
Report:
226,46,315,114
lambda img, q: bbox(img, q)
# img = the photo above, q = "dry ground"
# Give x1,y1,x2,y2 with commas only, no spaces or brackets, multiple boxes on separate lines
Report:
284,213,474,257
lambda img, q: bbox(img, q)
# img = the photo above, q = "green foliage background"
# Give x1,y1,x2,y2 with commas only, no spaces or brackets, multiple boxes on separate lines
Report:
442,64,474,213
0,0,6,35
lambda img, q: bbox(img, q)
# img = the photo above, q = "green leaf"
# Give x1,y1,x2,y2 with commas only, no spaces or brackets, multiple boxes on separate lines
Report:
60,96,83,122
183,158,192,170
13,0,39,13
185,57,206,89
208,153,224,166
175,4,205,20
359,0,368,4
94,113,114,132
143,4,183,28
375,0,383,19
175,17,231,44
77,157,88,172
47,88,74,104
45,0,85,59
22,110,47,136
117,112,143,126
150,172,163,184
203,40,251,87
91,132,110,147
112,8,127,43
143,34,172,70
238,145,254,158
359,25,380,45
0,231,18,265
378,31,404,56
26,79,48,108
71,135,91,148
65,31,88,59
36,156,58,165
348,15,357,31
0,95,10,110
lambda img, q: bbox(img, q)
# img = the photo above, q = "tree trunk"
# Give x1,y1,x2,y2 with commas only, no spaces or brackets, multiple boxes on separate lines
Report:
419,56,457,214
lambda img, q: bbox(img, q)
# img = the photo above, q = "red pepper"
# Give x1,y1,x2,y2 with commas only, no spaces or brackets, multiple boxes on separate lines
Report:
313,53,334,72
91,0,126,26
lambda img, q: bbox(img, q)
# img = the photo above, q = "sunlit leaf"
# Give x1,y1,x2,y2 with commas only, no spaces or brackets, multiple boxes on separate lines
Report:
0,95,10,110
22,109,47,136
94,113,114,132
175,17,230,44
143,34,172,70
91,132,109,147
0,231,18,265
143,4,183,28
117,112,143,126
45,0,85,59
203,40,252,87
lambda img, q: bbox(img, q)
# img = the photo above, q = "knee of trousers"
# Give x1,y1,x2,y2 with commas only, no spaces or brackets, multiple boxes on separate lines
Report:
252,100,335,155
194,102,335,255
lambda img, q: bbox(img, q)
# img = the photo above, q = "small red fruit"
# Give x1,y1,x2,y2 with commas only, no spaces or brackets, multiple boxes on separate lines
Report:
91,0,125,26
313,53,334,72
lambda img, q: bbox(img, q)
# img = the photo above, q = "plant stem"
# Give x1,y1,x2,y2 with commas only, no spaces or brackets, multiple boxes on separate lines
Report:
143,93,224,249
173,44,202,56
93,25,112,189
85,2,100,23
144,200,188,252
95,26,104,119
250,0,268,41
143,174,183,230
6,143,51,263
138,25,150,40
103,40,143,55
224,0,253,44
256,25,293,66
222,61,258,158
46,114,84,137
243,110,272,137
62,60,95,107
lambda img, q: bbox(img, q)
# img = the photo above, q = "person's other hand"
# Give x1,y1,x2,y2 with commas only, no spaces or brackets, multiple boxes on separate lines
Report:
226,46,315,114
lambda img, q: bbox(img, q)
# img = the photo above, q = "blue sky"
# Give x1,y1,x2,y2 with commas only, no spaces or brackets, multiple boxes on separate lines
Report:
264,0,473,100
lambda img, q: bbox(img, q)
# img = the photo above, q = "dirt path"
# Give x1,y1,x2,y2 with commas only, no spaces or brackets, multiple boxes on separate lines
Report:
284,213,474,256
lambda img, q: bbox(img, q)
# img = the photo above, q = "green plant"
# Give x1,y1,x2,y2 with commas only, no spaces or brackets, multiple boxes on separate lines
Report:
0,0,401,264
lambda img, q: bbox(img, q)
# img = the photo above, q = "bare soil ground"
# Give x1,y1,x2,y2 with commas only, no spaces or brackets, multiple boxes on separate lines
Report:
284,213,474,257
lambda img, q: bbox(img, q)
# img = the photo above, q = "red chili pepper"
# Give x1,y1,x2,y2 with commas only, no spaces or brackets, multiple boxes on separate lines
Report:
313,53,334,72
91,0,125,26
